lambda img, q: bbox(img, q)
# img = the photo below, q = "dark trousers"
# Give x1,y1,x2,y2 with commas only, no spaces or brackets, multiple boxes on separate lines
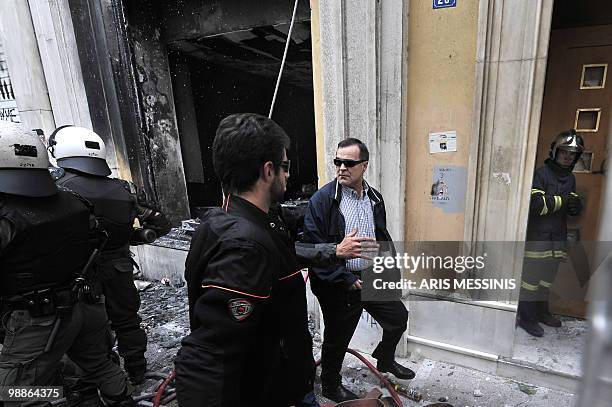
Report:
98,257,147,370
314,283,408,387
0,300,129,406
518,258,560,321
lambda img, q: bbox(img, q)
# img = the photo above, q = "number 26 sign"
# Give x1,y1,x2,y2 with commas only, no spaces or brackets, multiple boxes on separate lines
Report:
433,0,456,9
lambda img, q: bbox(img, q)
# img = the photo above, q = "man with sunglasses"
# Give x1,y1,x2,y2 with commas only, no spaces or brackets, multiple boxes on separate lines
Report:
303,138,413,402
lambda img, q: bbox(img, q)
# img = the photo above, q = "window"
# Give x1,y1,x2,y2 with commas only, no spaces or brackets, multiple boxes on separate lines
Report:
580,64,607,89
574,108,601,132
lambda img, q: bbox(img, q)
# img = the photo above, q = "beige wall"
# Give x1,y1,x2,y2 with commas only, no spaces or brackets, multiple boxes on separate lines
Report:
404,0,479,241
310,0,327,187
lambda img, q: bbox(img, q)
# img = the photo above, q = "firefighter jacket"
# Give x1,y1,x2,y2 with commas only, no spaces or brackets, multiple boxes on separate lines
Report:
0,190,95,295
181,195,314,406
526,159,581,260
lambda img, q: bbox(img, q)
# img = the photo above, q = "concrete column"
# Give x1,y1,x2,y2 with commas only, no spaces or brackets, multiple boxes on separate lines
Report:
461,0,553,356
465,0,554,243
0,0,55,135
129,7,190,223
28,0,92,128
170,61,205,185
314,0,406,241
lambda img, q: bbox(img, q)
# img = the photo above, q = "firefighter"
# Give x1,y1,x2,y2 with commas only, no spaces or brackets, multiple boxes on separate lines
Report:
0,121,134,405
48,125,171,383
518,129,584,337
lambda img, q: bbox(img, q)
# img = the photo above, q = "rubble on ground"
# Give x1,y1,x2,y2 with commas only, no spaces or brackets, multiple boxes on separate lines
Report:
135,280,576,407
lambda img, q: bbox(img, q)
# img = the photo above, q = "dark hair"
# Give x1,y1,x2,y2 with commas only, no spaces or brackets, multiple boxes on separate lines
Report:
213,113,290,193
337,138,369,161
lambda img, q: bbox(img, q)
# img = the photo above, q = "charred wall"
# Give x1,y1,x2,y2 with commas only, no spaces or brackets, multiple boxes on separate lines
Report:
69,0,314,221
69,0,190,223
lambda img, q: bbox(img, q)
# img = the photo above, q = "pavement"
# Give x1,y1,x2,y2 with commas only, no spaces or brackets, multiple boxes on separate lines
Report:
135,281,577,407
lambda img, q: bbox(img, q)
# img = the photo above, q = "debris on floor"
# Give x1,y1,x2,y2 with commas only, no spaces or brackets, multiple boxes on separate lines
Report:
135,281,576,407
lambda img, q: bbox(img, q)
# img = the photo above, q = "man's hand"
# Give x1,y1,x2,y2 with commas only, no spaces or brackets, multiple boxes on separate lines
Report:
336,228,379,260
349,279,363,291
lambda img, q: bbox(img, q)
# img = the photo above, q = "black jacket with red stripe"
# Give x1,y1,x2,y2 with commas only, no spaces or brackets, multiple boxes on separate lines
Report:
181,195,314,406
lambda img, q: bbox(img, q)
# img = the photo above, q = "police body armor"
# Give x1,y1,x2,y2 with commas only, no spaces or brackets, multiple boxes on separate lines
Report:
55,170,137,255
0,191,93,296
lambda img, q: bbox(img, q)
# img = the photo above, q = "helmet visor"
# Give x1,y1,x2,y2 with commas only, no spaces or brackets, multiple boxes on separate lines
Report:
57,157,111,176
557,145,582,153
0,169,57,197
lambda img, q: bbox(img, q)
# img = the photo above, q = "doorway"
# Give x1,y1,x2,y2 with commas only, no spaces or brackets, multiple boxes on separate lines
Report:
512,0,612,377
168,22,318,216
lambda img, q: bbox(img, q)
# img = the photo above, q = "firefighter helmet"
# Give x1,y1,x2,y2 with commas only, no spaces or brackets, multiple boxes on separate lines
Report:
549,129,584,165
48,125,111,176
0,121,57,197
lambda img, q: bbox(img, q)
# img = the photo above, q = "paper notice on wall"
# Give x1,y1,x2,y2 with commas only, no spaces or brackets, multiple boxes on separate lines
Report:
429,131,457,154
0,41,21,123
430,165,467,213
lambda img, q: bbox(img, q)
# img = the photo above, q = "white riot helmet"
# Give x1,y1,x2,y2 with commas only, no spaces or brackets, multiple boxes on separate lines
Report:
48,125,111,176
0,121,57,197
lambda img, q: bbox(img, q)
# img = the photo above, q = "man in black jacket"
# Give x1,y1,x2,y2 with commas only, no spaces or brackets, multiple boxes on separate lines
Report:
518,129,584,337
48,125,171,384
303,138,413,403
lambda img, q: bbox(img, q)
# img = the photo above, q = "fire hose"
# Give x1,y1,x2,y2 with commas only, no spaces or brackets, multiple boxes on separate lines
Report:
316,349,404,407
152,369,176,407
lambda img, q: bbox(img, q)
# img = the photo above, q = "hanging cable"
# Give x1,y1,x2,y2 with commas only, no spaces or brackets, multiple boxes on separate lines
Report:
269,0,300,119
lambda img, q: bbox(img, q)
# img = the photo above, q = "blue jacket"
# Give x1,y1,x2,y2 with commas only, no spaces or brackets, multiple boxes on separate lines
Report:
303,179,396,289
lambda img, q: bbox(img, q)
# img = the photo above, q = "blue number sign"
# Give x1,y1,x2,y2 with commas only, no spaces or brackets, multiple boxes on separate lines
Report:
433,0,456,9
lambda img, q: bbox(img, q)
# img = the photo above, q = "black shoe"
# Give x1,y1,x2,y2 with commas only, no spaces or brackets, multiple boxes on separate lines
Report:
322,384,359,402
67,389,104,407
518,318,544,337
538,312,562,327
101,388,136,407
376,360,416,380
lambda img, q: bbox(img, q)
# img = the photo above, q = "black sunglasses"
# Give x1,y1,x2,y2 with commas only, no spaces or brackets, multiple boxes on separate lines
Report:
333,158,367,168
279,160,291,172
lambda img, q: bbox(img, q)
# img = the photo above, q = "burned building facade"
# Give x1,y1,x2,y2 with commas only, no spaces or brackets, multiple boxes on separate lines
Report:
2,0,612,396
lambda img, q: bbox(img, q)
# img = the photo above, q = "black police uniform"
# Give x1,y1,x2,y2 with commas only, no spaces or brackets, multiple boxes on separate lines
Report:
0,190,131,404
53,168,171,380
519,158,582,322
175,195,315,407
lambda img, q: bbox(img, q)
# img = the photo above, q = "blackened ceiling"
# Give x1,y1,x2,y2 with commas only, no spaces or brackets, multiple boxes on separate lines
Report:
168,22,313,90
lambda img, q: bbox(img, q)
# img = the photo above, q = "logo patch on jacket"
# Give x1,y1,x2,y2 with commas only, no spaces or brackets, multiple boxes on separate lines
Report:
228,298,254,321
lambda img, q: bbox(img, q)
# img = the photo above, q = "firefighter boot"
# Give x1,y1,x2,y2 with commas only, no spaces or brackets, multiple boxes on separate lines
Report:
517,301,544,337
536,299,562,328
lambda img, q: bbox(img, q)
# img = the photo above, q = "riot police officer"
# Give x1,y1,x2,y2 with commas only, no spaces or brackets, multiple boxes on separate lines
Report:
48,125,171,383
0,121,134,406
